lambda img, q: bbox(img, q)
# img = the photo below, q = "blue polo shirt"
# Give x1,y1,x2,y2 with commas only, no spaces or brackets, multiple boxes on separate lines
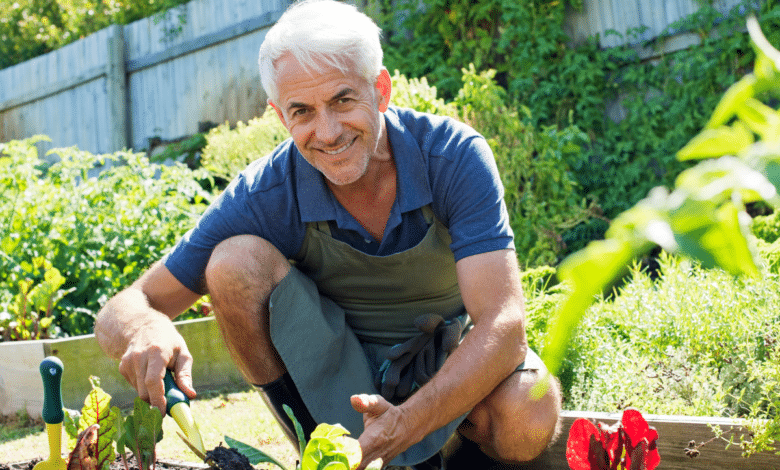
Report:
164,106,514,294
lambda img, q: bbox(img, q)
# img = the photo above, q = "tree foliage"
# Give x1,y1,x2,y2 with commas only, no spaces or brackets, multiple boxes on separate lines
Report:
0,0,188,70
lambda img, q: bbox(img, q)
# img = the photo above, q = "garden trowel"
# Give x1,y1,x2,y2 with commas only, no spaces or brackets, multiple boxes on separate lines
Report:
163,369,207,457
34,356,67,470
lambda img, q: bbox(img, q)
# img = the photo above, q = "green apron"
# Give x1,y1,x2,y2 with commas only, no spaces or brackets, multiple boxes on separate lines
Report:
268,206,469,466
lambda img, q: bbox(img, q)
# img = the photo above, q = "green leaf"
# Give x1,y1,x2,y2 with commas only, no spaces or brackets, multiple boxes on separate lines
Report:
705,74,757,129
735,98,780,144
674,156,778,205
73,379,120,470
671,200,760,277
677,122,754,161
542,238,637,376
310,423,350,440
116,397,164,470
224,435,289,470
284,404,307,456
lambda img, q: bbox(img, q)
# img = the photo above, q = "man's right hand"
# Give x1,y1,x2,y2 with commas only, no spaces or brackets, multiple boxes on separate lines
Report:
118,318,196,415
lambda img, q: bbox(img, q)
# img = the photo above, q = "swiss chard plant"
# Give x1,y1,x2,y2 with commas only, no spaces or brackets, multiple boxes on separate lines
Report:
225,405,380,470
116,398,165,470
63,376,122,470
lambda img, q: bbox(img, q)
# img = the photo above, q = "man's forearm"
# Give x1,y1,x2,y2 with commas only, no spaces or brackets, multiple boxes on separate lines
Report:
94,287,173,359
398,313,526,445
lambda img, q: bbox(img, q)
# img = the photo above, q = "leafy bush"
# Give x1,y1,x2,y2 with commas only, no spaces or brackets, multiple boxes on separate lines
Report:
371,0,780,229
200,107,289,182
0,0,189,70
752,211,780,244
201,69,594,268
522,252,780,452
0,136,214,339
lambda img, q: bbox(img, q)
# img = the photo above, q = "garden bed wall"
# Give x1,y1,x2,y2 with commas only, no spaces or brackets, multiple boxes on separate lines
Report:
0,317,243,418
538,411,780,470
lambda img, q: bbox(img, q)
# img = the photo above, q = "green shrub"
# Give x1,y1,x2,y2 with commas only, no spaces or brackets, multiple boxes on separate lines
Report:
752,211,780,244
201,69,593,268
0,136,214,339
522,252,780,428
372,0,780,233
200,107,289,182
0,0,189,70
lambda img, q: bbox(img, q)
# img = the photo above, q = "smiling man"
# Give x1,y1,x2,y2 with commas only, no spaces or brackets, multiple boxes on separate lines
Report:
94,1,561,469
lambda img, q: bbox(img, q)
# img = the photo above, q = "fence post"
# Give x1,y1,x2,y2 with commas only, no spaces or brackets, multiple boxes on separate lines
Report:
106,24,128,152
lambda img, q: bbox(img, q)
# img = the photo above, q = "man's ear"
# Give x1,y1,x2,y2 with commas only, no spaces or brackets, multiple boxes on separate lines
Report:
375,69,391,113
268,99,287,126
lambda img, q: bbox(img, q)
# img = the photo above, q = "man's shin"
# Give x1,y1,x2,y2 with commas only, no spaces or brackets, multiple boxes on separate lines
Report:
254,372,318,452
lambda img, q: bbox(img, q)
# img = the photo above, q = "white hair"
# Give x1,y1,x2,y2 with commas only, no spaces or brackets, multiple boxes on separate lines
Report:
258,0,384,103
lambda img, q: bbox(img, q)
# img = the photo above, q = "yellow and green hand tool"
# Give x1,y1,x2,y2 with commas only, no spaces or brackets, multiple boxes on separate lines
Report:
33,356,67,470
163,369,206,457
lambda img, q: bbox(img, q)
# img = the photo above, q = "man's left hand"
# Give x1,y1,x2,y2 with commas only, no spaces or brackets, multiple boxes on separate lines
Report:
351,393,417,470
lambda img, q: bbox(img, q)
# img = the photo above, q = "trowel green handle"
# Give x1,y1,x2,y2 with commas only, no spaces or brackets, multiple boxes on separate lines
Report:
163,369,205,455
163,369,190,415
39,356,64,425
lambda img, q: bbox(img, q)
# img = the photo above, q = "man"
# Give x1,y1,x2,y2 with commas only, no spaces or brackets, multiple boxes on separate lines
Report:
95,0,561,468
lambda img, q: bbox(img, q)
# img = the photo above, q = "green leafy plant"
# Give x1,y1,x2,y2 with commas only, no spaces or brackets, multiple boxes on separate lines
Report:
540,15,780,453
200,107,290,182
0,256,71,340
63,376,122,470
116,398,164,470
0,0,190,70
226,405,379,470
372,0,780,250
0,137,214,339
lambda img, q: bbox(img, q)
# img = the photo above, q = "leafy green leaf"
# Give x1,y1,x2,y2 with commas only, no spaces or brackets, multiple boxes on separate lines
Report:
677,122,754,161
671,201,760,277
223,435,289,469
116,397,164,470
705,74,758,129
284,404,307,456
735,98,780,143
542,238,638,375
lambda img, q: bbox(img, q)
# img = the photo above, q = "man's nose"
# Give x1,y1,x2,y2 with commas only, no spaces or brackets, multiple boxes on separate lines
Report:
314,109,342,143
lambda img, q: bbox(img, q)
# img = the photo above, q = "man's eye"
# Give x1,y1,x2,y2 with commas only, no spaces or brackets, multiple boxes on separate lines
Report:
292,108,309,117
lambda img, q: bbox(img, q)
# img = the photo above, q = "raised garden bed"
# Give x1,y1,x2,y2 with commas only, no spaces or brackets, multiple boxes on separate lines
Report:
0,317,244,418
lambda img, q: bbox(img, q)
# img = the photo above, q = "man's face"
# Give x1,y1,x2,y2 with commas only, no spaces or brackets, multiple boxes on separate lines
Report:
270,55,390,187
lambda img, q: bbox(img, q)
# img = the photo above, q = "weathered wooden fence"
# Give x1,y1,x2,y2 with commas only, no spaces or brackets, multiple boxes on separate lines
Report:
0,0,288,156
0,0,761,156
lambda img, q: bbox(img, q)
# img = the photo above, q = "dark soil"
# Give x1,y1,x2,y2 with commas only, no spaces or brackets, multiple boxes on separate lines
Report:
0,447,251,470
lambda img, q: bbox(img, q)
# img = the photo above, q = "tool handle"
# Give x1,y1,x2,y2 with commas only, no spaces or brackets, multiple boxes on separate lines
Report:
163,369,190,416
39,356,64,425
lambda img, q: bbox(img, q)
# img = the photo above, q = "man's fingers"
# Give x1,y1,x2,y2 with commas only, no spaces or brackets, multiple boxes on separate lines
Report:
173,349,197,398
146,359,168,415
350,394,390,418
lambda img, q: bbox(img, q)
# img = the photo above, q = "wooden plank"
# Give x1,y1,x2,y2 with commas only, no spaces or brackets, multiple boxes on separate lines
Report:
0,65,106,114
125,10,283,73
106,24,129,151
0,341,45,418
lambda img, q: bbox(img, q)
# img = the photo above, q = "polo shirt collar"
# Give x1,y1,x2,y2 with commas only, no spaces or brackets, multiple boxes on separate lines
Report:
295,107,433,225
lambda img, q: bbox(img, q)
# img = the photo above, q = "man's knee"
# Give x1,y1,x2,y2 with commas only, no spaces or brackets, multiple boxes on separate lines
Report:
502,372,562,462
205,235,290,292
463,370,562,463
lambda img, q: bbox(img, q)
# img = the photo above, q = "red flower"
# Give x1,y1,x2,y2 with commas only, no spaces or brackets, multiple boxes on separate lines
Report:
621,409,660,470
566,409,660,470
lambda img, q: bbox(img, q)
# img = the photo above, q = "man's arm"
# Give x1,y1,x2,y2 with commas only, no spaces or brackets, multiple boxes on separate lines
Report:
95,260,203,413
353,248,527,467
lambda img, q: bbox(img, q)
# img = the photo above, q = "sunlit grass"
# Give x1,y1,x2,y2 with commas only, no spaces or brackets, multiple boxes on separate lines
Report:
0,386,298,469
